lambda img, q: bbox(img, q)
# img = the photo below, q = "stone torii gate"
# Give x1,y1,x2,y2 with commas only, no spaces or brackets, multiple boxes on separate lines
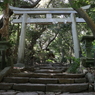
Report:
9,5,90,66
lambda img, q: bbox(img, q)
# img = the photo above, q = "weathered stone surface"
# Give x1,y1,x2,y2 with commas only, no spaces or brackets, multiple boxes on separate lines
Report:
16,92,38,95
11,73,85,78
46,83,88,92
34,69,63,73
22,66,35,72
29,78,58,84
32,73,52,78
0,91,17,95
53,73,85,78
37,91,44,95
3,77,29,83
0,67,12,82
0,91,94,95
0,63,90,94
54,92,61,95
38,67,65,70
12,73,52,78
11,73,34,77
85,73,94,83
0,83,13,90
74,78,87,83
60,92,94,95
46,92,55,95
88,84,94,92
59,78,74,84
13,83,45,91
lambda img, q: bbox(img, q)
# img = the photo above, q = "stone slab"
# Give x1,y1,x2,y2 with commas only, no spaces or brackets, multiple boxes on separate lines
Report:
0,83,13,90
16,92,38,95
0,91,17,95
3,77,29,83
58,78,87,84
0,67,12,82
34,69,63,73
59,78,74,84
13,83,46,91
74,78,87,83
32,73,52,78
46,83,88,92
60,92,95,95
46,92,55,95
12,73,52,78
52,73,85,78
37,91,44,95
29,78,58,84
34,66,65,69
11,73,34,77
11,73,85,78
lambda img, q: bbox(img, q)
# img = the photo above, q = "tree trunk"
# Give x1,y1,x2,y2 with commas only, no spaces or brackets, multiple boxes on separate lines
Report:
0,3,9,39
69,0,95,37
0,0,41,39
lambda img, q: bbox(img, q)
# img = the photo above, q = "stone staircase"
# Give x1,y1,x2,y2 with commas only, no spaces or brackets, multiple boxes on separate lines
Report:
0,63,94,95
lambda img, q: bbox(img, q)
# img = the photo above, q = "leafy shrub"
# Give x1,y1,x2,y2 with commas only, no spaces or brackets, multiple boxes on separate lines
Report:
67,57,80,73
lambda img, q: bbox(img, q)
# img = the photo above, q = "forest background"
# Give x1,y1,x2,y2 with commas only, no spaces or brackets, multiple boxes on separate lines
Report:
0,0,95,66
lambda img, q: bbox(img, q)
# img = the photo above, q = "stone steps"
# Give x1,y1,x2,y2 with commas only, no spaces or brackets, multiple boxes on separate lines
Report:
0,63,94,93
0,82,89,93
10,72,85,78
3,77,87,84
34,69,64,73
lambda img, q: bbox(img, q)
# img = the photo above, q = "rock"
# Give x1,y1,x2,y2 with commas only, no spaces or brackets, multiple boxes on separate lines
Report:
46,92,55,95
60,92,94,95
85,72,94,83
16,92,38,95
88,84,94,92
0,67,12,82
0,91,17,95
37,91,44,95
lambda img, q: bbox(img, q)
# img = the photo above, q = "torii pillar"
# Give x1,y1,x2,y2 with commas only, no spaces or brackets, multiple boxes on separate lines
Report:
71,13,80,58
15,13,27,67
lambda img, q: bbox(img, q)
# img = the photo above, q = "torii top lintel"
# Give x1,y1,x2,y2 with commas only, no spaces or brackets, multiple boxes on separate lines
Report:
9,5,90,11
9,5,90,24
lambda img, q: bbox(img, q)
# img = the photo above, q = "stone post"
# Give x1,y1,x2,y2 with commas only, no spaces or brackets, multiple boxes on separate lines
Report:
16,13,27,67
71,13,80,58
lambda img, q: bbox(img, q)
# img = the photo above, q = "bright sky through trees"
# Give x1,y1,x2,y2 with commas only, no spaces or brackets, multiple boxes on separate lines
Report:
64,0,69,3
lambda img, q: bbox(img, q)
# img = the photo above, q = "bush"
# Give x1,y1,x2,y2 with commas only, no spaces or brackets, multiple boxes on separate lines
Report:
67,57,80,73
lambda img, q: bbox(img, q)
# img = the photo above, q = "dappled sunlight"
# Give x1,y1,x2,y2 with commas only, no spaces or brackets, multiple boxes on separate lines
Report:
39,0,51,7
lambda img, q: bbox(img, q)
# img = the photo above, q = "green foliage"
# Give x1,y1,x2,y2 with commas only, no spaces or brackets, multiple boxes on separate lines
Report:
71,0,91,8
0,0,9,9
67,57,80,73
46,59,54,63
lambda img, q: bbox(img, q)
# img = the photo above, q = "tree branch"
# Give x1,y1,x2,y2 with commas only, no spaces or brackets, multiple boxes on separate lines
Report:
45,32,58,50
68,0,95,37
20,0,41,8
